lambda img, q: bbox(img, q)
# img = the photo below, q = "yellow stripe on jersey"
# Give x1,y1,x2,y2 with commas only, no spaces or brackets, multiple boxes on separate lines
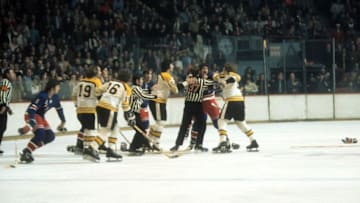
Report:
225,96,244,102
76,107,97,114
97,101,118,112
160,72,172,81
81,77,102,88
121,83,132,111
153,97,166,103
160,72,178,94
229,72,241,82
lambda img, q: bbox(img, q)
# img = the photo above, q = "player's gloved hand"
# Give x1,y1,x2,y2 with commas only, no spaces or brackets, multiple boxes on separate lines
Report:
128,118,136,127
7,107,13,115
124,111,136,127
29,119,37,128
124,110,135,121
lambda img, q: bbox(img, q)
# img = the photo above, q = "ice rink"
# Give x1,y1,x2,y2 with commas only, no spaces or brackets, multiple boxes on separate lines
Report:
0,120,360,203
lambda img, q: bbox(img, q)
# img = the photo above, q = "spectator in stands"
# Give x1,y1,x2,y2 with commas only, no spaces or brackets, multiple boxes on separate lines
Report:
244,79,258,95
271,72,286,94
287,72,302,93
256,73,267,95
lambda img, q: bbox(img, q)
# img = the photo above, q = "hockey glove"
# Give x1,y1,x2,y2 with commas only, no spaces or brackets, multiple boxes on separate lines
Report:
29,119,37,128
128,118,136,127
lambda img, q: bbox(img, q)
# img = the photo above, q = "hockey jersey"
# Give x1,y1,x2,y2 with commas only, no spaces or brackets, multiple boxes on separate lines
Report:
97,81,132,112
152,72,178,103
73,77,102,114
214,72,243,101
26,91,65,122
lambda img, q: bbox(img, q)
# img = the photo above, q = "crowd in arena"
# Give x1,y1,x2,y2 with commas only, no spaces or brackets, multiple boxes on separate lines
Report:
1,0,360,101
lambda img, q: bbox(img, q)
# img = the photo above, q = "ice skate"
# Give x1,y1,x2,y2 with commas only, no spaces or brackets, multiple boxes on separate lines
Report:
170,145,180,152
67,145,83,155
128,148,145,156
98,144,108,154
185,143,195,151
20,148,34,163
0,149,3,154
212,141,231,153
83,146,100,162
106,148,122,161
246,140,259,152
194,144,208,152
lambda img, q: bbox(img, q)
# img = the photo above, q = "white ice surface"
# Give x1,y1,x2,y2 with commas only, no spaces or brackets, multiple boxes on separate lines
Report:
1,121,360,203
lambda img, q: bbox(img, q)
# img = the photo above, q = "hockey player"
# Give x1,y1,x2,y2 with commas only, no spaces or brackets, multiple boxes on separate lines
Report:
148,60,179,149
94,69,134,160
18,79,66,163
212,64,259,153
128,73,158,155
67,66,102,154
0,68,16,154
140,69,155,132
72,65,104,161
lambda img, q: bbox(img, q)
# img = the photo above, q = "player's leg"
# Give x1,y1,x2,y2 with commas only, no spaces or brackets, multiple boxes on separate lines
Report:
20,115,48,163
0,111,7,154
213,102,231,153
149,101,166,149
233,101,258,151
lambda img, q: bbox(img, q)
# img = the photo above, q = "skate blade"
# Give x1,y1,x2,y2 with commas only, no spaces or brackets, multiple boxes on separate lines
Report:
83,155,100,163
106,158,122,162
247,148,259,152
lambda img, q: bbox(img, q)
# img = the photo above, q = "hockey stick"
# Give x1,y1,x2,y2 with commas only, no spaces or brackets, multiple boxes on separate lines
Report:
132,125,179,158
118,128,131,145
5,137,19,168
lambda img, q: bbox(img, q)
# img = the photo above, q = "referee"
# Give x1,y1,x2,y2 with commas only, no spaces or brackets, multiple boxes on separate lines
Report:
0,68,16,154
170,67,214,151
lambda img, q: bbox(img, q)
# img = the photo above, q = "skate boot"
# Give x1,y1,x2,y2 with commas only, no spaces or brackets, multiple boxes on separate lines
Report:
20,148,34,163
98,144,108,154
195,144,208,152
212,141,231,153
83,146,100,162
67,141,83,155
246,140,259,152
185,143,195,151
106,148,122,161
170,145,180,152
128,148,145,156
0,148,3,154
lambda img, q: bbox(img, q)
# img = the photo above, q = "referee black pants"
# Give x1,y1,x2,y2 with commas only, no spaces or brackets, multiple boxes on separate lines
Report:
175,101,205,146
0,111,8,145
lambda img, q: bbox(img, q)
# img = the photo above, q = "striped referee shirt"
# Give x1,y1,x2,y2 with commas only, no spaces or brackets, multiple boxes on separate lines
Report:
183,78,214,102
0,78,13,107
129,85,157,113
